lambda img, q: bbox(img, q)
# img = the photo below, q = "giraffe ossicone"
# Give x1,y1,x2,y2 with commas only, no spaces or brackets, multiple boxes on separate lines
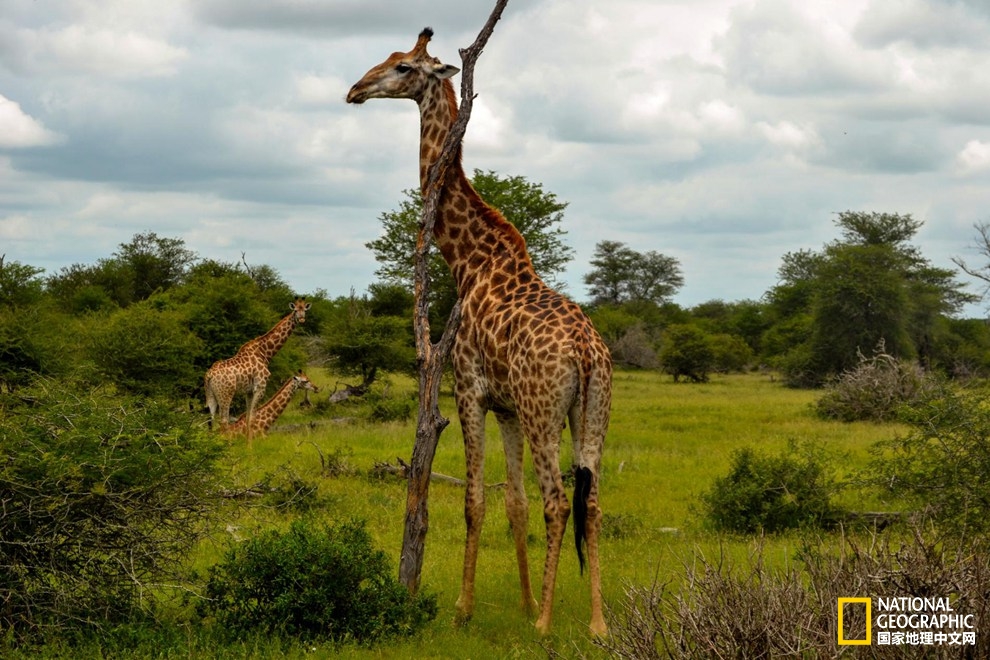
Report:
347,28,613,637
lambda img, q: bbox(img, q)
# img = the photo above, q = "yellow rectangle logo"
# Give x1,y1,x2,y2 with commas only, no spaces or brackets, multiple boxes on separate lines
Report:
838,598,872,645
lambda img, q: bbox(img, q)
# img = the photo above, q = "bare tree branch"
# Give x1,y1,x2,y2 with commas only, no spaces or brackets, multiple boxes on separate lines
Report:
400,0,509,594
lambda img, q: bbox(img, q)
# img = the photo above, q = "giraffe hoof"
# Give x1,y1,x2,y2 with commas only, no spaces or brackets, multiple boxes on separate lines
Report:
534,617,552,637
589,619,608,638
522,597,539,617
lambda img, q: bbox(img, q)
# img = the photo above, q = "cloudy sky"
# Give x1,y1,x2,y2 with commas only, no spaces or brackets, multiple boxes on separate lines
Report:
2,0,990,316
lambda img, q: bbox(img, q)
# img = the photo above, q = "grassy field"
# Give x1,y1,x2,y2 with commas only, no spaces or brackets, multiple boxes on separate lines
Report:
171,369,904,659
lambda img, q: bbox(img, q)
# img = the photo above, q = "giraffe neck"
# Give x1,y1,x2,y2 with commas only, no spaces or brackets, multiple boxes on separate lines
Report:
231,377,298,434
252,312,297,360
418,79,534,297
255,378,300,428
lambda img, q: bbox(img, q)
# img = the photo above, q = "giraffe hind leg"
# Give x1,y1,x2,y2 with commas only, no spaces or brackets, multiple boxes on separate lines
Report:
527,427,570,636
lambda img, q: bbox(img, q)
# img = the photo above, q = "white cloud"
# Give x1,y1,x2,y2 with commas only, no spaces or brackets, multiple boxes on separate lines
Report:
6,24,187,78
956,140,990,173
758,120,821,151
0,95,61,148
295,74,349,106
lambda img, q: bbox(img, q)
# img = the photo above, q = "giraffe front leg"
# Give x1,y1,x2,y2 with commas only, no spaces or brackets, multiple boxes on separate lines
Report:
496,414,539,617
454,403,487,626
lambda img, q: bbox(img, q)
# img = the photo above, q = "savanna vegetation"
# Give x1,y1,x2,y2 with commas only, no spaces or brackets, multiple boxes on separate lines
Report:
2,193,990,657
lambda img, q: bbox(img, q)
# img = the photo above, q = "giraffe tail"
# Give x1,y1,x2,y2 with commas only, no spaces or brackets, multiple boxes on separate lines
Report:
573,465,593,575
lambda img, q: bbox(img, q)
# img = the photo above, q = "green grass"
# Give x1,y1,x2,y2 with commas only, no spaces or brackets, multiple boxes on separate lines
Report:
186,369,902,658
11,370,907,658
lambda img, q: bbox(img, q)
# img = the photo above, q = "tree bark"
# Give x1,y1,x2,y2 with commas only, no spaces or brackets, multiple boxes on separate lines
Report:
399,0,509,594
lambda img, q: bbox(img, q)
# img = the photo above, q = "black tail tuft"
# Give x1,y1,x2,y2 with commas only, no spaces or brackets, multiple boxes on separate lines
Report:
573,466,593,575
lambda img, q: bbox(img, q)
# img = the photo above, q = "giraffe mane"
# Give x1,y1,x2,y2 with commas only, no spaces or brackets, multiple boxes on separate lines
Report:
435,76,532,266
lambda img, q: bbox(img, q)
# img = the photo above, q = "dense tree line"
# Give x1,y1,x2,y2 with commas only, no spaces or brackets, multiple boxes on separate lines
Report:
2,184,988,397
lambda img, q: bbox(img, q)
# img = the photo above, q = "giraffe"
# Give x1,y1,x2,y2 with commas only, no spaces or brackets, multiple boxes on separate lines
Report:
347,28,612,636
204,298,311,439
223,370,319,438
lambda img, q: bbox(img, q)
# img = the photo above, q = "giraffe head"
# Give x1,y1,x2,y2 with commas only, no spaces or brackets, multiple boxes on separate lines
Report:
293,371,320,394
290,297,311,324
346,27,460,105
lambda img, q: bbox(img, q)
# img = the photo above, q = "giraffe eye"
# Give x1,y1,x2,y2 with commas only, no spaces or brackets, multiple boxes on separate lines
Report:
395,63,412,74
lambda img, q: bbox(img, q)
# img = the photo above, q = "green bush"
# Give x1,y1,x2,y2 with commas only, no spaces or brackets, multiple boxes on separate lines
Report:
368,393,414,423
0,379,226,639
200,518,437,644
869,384,990,535
88,301,204,396
702,442,842,533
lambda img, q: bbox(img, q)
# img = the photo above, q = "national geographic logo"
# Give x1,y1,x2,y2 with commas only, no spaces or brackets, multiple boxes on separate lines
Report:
838,597,977,647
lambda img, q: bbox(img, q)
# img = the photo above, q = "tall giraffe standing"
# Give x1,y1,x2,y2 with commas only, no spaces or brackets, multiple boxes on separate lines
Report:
347,28,612,636
204,298,311,439
223,371,319,438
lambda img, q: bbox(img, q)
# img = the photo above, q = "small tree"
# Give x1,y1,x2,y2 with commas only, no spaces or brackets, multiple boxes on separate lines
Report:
321,292,416,397
659,324,714,382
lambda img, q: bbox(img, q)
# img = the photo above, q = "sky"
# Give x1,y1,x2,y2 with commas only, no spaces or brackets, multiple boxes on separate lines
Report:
2,0,990,317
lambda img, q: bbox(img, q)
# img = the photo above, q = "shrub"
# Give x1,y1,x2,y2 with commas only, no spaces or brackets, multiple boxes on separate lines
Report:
87,302,204,396
200,518,437,644
0,379,226,639
702,442,842,533
588,527,990,659
368,392,414,423
610,323,659,369
659,324,714,383
869,383,990,535
816,341,941,422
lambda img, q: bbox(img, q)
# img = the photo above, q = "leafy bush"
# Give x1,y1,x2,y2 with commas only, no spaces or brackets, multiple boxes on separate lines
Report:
368,393,415,423
200,518,437,644
869,384,990,535
702,442,842,533
709,332,754,373
0,379,226,639
87,301,204,396
816,342,941,422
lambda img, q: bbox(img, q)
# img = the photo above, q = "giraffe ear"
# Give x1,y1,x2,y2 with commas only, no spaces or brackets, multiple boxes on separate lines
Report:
432,63,459,80
304,303,312,311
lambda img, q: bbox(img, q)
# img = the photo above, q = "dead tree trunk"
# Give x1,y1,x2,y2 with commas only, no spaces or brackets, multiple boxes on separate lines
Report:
399,0,509,594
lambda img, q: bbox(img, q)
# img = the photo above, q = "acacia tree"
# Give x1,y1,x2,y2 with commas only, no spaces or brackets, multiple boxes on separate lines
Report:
584,240,683,307
773,212,975,386
366,170,573,319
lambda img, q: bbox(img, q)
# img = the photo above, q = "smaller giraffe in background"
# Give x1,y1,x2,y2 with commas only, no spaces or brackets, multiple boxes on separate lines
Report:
223,371,319,438
204,298,311,437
